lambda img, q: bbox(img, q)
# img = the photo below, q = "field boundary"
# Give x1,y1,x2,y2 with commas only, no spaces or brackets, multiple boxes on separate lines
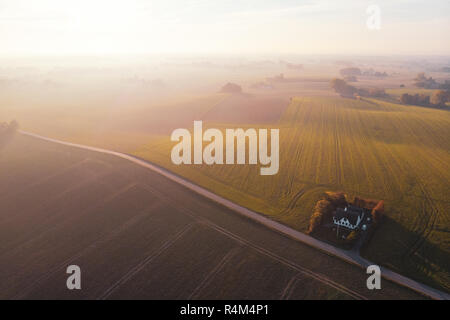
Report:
19,130,450,300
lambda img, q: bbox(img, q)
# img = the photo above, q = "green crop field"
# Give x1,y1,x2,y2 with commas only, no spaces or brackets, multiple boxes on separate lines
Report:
134,96,450,292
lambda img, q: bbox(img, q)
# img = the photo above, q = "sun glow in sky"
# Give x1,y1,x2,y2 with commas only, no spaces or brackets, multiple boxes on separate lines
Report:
0,0,449,56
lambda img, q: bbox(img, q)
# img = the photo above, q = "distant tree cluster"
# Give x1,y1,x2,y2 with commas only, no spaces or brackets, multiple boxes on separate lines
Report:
414,73,439,89
330,78,386,98
362,69,388,77
220,82,242,94
330,78,357,97
400,93,430,106
399,73,450,107
400,90,450,108
339,67,361,77
439,80,450,90
357,87,386,98
413,73,450,90
431,90,450,106
339,67,388,79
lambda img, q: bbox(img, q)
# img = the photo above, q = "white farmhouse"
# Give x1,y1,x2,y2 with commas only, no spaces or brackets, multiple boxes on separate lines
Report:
332,205,365,230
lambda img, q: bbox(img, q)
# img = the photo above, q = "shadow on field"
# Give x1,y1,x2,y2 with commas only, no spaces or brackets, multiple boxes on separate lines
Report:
362,216,450,293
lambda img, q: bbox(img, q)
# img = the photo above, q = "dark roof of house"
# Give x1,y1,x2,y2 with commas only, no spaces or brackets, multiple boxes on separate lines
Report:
347,205,366,215
334,206,365,226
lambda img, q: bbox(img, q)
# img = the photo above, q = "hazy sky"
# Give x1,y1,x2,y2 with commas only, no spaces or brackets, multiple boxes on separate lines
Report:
0,0,449,56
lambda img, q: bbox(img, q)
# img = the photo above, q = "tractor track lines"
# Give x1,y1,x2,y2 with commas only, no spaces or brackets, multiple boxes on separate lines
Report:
280,274,304,300
0,158,107,202
0,170,111,226
282,189,305,214
12,203,161,300
407,183,440,259
205,222,368,300
188,247,243,300
0,183,138,260
98,222,196,300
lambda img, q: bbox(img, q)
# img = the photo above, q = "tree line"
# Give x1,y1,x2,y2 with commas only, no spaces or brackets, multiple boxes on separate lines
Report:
400,90,450,107
331,76,450,108
330,78,386,98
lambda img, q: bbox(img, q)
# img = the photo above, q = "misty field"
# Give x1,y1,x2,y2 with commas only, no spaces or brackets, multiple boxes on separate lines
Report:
134,96,450,292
